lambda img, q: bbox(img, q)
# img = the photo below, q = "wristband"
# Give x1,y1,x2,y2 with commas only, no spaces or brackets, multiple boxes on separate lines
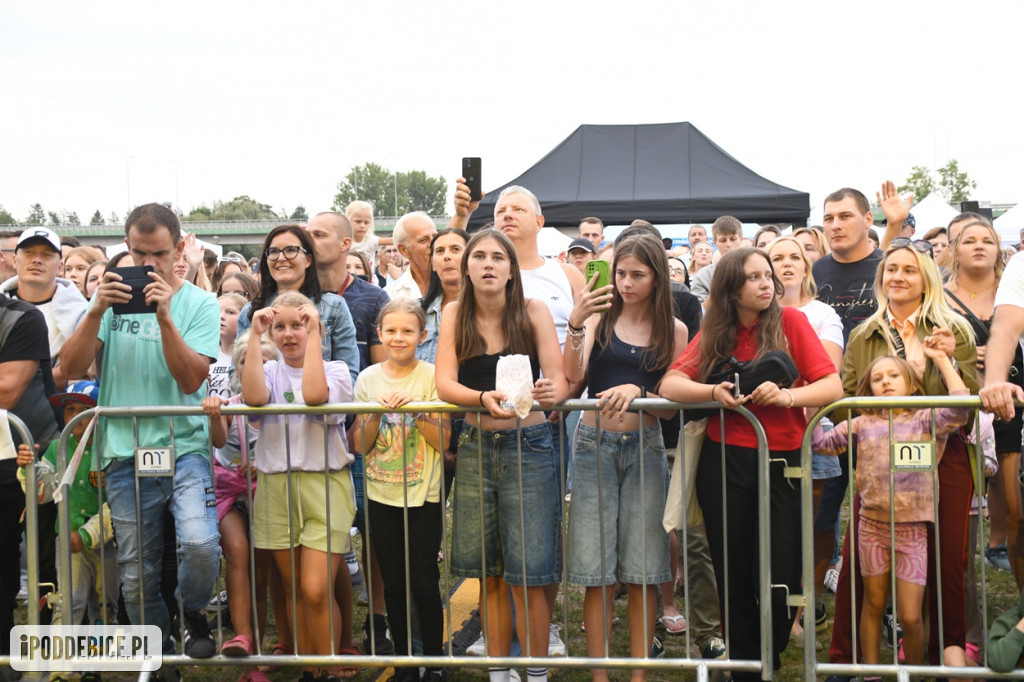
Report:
781,388,795,408
639,385,647,399
567,321,585,334
710,384,719,402
479,390,486,406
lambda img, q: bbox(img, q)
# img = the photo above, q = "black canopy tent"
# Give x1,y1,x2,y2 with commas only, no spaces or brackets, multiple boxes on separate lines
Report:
468,122,810,229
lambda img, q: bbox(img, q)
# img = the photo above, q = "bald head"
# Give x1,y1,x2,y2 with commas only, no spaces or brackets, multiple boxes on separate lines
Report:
307,212,353,269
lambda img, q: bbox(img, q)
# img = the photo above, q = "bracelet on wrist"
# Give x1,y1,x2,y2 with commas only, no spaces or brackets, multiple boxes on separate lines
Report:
781,387,795,408
567,321,584,334
479,390,486,406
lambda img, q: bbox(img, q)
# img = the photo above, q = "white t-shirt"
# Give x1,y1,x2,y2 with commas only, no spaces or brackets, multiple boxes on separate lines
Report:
253,360,353,473
208,348,232,398
351,233,380,269
797,299,845,351
995,252,1024,311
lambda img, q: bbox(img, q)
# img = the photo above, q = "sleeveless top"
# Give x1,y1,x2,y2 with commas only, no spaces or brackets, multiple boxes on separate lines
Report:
587,331,663,397
458,351,540,392
521,259,573,346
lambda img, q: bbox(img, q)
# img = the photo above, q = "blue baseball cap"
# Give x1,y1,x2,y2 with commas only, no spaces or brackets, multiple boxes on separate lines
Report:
49,380,99,408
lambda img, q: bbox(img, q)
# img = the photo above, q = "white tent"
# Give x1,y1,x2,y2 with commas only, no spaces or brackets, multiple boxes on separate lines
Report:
994,203,1024,244
537,226,573,257
909,193,958,233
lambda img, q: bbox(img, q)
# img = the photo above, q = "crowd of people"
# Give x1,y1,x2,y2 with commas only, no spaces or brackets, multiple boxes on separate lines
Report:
3,178,1024,682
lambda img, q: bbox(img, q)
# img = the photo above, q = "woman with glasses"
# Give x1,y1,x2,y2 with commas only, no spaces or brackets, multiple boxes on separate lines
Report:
237,224,359,388
830,237,978,669
944,221,1024,589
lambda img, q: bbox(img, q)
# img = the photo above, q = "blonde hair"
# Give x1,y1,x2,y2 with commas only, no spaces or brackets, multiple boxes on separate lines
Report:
867,244,972,340
951,220,1004,282
376,297,426,331
767,236,818,300
345,200,374,221
270,290,326,340
230,330,278,394
792,227,831,258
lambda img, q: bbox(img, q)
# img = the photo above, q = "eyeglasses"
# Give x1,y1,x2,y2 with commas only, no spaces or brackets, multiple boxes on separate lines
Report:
889,238,933,257
265,245,308,261
218,255,245,264
669,267,686,276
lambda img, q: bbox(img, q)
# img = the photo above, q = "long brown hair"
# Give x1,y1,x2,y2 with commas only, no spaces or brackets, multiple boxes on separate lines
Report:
453,229,535,362
698,247,786,381
595,233,674,373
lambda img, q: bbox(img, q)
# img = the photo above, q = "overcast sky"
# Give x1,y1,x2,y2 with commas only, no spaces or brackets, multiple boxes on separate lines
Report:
2,0,1021,225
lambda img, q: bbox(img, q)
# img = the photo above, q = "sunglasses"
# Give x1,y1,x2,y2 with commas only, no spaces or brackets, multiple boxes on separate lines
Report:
888,238,933,257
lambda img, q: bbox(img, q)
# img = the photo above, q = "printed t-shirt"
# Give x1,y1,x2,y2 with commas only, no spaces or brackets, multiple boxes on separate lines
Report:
253,359,353,473
353,361,441,507
96,281,219,467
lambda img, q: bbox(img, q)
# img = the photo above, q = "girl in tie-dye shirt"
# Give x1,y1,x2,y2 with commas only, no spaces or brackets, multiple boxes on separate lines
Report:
813,353,969,671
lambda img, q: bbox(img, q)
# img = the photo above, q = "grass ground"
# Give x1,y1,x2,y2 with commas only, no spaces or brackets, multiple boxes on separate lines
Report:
12,508,1023,682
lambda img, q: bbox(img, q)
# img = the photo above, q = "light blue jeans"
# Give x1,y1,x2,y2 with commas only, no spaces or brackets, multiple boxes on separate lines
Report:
105,454,221,648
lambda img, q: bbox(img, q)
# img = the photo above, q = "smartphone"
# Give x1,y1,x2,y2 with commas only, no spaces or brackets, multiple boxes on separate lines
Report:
586,259,610,292
462,157,482,202
110,265,156,315
732,372,742,399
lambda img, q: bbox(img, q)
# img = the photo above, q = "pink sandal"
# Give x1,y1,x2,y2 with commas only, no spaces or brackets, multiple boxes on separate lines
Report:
222,633,253,657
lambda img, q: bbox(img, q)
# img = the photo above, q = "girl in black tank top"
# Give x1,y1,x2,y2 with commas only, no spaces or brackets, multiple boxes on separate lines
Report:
562,233,689,673
435,229,569,673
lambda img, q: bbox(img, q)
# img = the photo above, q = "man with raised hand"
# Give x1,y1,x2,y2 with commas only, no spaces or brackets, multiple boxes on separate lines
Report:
60,203,221,660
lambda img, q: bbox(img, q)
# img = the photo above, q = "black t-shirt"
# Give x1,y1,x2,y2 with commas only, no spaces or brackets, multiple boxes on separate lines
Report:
813,249,884,344
0,295,59,484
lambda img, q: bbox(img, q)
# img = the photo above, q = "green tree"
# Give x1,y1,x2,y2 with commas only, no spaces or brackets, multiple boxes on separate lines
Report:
90,210,105,226
26,204,45,225
332,163,447,216
184,195,280,222
63,211,80,226
48,212,62,226
400,170,447,215
898,165,935,201
289,205,309,221
0,205,16,225
108,211,120,225
938,159,977,203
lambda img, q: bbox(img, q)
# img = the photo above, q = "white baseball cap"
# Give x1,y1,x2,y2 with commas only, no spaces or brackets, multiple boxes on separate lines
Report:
16,227,62,253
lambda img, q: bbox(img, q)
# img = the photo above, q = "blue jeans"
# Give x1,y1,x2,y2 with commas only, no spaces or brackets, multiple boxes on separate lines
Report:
106,454,221,647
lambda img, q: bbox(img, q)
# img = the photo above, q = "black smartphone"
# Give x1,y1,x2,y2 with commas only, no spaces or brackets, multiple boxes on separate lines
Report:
462,157,482,202
110,265,156,315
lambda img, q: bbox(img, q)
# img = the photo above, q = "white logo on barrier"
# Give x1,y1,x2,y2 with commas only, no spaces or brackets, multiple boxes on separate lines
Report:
10,625,161,672
135,447,175,477
891,441,935,470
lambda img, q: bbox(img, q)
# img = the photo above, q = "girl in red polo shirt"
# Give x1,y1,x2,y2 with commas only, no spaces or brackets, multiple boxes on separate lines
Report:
660,247,842,677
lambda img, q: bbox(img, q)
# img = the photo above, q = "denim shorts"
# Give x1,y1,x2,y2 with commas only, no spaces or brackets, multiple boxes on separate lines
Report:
567,422,671,586
450,422,562,586
811,419,841,480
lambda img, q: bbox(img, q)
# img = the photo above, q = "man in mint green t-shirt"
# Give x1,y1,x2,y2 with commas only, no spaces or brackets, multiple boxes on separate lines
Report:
60,203,221,659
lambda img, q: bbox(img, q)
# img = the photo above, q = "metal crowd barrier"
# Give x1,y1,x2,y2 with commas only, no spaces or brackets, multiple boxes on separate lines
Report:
0,412,39,671
800,394,1024,681
24,399,776,680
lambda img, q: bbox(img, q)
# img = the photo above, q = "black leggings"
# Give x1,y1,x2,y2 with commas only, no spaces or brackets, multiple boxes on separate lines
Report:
368,500,443,657
697,439,801,679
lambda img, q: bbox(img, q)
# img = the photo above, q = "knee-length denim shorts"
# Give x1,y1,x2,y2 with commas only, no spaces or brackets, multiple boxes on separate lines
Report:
567,422,671,586
450,422,562,586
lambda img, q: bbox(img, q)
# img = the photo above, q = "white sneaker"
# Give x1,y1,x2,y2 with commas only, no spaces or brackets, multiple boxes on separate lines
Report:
509,670,521,682
548,623,565,656
824,567,839,594
467,633,486,656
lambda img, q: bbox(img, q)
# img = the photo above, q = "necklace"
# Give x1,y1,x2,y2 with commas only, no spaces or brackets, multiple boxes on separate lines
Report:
969,285,993,300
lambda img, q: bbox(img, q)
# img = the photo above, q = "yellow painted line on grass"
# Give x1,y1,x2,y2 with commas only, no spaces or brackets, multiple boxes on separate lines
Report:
379,577,479,680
